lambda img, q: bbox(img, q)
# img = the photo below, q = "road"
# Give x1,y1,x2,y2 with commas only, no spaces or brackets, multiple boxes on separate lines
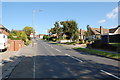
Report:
4,40,120,80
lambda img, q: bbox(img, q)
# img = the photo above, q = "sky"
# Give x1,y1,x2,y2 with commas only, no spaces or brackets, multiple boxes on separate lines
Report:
1,2,119,35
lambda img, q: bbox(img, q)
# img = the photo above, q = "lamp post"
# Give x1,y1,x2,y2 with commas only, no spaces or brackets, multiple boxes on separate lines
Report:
32,9,43,47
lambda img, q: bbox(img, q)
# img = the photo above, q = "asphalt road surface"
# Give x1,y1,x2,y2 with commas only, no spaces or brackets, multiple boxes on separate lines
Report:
5,40,120,80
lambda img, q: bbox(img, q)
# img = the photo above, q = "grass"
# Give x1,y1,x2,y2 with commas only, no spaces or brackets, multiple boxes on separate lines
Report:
56,43,65,46
64,42,76,45
73,47,120,60
109,43,120,47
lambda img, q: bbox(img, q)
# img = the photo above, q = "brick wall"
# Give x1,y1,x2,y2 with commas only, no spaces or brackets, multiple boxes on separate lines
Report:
7,39,24,51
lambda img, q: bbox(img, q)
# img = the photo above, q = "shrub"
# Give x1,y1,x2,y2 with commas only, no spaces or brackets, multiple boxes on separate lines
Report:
65,42,76,45
85,40,89,44
89,40,117,51
52,38,57,42
79,39,85,44
117,47,120,53
25,40,31,46
43,35,49,40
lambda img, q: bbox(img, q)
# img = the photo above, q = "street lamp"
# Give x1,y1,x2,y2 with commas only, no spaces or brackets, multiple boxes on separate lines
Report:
32,9,43,47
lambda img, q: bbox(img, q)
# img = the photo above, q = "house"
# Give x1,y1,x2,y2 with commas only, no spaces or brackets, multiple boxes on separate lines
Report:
79,29,86,40
90,26,109,39
36,34,44,39
109,26,120,35
101,26,120,43
0,24,10,35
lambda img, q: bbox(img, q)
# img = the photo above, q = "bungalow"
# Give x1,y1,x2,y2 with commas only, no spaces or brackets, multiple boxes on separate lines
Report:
101,26,120,43
109,26,120,35
90,26,109,39
0,24,10,35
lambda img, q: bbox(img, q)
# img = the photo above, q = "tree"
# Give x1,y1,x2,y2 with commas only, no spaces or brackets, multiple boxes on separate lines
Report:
60,20,79,41
8,30,27,42
43,35,49,40
84,25,92,40
49,22,63,40
23,26,35,40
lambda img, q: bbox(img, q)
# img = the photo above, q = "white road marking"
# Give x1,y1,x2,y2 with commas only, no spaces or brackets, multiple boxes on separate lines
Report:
43,45,55,56
55,49,61,52
65,54,83,62
46,43,61,52
100,70,120,79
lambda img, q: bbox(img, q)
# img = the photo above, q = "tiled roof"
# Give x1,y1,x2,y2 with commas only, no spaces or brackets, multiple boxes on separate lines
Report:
0,24,10,33
91,28,100,35
103,29,109,34
39,34,44,36
109,26,120,34
91,27,109,35
0,24,4,28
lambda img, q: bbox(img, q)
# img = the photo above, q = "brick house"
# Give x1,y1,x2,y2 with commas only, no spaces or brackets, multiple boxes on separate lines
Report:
36,34,44,39
0,24,10,35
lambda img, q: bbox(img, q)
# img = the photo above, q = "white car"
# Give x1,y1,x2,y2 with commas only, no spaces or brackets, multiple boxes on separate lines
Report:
0,34,8,51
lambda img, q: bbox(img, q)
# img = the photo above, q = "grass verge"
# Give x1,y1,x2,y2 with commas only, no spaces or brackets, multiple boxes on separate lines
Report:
73,47,120,60
109,43,120,47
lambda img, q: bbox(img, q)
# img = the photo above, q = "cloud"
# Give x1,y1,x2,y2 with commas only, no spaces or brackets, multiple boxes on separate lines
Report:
106,6,120,19
106,12,117,19
98,19,106,23
113,7,118,13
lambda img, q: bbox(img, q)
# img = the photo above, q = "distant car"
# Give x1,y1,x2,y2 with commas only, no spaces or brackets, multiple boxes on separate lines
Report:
0,34,8,51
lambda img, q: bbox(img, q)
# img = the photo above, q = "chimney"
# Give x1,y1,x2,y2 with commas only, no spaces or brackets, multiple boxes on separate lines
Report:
80,29,82,39
100,26,103,35
80,29,82,35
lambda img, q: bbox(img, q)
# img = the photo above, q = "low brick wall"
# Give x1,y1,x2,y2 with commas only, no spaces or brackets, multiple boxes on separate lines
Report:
7,39,24,51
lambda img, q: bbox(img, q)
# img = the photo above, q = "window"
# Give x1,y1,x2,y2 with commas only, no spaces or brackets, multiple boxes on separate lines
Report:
3,35,5,38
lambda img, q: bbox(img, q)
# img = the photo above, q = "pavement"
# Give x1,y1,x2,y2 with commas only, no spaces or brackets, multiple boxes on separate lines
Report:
2,40,120,80
1,44,35,79
60,44,87,48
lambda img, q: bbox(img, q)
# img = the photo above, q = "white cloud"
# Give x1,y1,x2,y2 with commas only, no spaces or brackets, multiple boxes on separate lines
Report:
106,6,120,19
113,7,118,13
106,12,117,19
98,19,106,23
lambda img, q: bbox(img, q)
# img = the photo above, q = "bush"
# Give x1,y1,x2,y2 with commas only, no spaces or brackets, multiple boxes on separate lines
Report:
65,42,76,45
43,35,49,40
85,40,89,44
89,40,117,51
79,39,85,44
25,40,31,46
52,38,57,42
49,37,57,42
117,47,120,53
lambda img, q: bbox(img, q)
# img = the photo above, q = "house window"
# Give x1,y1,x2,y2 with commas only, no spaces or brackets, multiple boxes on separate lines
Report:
3,35,5,38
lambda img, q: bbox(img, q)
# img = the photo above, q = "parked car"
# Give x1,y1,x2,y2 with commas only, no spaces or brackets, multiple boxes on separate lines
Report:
0,34,8,51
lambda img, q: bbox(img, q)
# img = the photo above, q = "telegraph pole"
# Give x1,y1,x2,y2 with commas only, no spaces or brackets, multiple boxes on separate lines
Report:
32,10,43,47
32,10,35,47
